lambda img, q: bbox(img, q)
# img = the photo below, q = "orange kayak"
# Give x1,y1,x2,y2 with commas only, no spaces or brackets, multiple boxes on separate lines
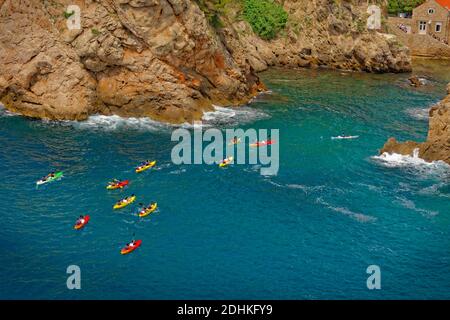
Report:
121,240,142,255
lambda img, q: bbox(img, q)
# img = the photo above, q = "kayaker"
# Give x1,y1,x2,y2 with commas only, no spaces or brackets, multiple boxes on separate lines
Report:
76,215,85,225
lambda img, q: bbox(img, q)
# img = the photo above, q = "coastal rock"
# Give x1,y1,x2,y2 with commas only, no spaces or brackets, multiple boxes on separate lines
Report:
219,0,412,73
0,0,411,122
0,0,98,120
380,84,450,165
0,0,262,122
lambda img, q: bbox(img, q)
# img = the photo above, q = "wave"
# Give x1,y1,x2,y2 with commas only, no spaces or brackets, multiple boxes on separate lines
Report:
200,105,269,126
68,115,171,132
1,102,268,130
404,107,430,121
372,149,450,177
0,104,17,117
419,182,450,198
396,197,439,217
315,197,377,223
286,184,325,194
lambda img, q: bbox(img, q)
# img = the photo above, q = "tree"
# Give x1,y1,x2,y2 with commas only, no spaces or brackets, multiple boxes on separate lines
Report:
388,0,426,15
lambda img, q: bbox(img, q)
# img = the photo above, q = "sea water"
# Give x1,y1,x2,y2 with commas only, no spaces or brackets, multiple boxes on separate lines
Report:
0,61,449,299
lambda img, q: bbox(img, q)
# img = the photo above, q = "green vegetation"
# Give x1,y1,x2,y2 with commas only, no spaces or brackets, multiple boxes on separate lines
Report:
354,17,367,33
388,0,425,15
195,0,238,29
243,0,288,40
195,0,288,39
63,10,74,19
91,28,101,36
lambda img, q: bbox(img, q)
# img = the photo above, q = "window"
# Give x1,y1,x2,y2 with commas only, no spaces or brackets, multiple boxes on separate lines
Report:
428,8,435,14
419,21,427,31
436,22,442,32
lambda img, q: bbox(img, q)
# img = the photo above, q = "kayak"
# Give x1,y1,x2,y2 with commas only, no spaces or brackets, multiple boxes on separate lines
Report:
74,215,90,230
250,140,274,147
113,195,136,209
331,135,359,140
135,160,156,173
106,180,129,190
121,239,142,255
138,203,158,218
36,171,63,185
219,156,233,168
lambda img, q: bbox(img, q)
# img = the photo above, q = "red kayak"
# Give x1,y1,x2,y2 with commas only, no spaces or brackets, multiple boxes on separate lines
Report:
106,180,129,190
74,215,90,230
250,140,274,147
121,239,142,255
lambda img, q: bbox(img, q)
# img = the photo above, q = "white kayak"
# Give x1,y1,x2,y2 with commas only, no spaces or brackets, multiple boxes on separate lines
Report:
331,135,359,140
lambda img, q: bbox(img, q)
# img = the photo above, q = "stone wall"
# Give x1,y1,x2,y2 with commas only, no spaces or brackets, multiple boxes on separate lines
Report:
412,0,450,42
387,17,450,58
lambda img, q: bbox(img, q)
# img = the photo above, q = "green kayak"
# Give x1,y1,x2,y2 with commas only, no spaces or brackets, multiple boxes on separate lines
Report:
36,171,63,185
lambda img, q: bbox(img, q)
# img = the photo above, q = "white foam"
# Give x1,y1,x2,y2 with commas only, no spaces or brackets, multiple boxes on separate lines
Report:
1,103,267,129
0,104,17,117
372,148,450,176
405,107,430,121
200,105,269,126
396,197,439,217
315,197,377,223
69,115,170,132
286,184,325,194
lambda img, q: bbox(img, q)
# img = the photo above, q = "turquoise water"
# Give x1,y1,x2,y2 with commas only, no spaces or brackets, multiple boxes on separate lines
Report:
1,64,449,299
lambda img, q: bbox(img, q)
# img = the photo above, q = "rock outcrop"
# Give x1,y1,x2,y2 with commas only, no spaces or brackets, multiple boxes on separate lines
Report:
0,0,263,122
0,0,411,122
380,84,450,165
218,0,412,73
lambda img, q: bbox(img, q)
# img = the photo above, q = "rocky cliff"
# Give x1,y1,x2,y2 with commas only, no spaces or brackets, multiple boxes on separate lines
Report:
218,0,412,73
0,0,411,123
380,83,450,165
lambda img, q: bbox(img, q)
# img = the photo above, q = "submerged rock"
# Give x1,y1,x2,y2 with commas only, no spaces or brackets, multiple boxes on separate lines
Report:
380,84,450,165
408,76,427,87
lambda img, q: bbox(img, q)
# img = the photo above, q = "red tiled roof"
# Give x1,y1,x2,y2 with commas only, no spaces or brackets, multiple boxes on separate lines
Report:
436,0,450,10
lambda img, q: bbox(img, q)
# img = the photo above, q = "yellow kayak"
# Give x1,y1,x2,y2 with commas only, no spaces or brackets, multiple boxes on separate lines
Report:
135,161,156,173
138,203,158,218
113,196,136,209
219,156,233,168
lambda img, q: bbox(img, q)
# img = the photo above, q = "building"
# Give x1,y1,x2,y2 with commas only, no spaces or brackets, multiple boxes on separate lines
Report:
411,0,450,43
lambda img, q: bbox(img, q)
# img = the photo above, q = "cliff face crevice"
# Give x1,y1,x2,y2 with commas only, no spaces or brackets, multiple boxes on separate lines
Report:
380,84,450,165
0,0,410,122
